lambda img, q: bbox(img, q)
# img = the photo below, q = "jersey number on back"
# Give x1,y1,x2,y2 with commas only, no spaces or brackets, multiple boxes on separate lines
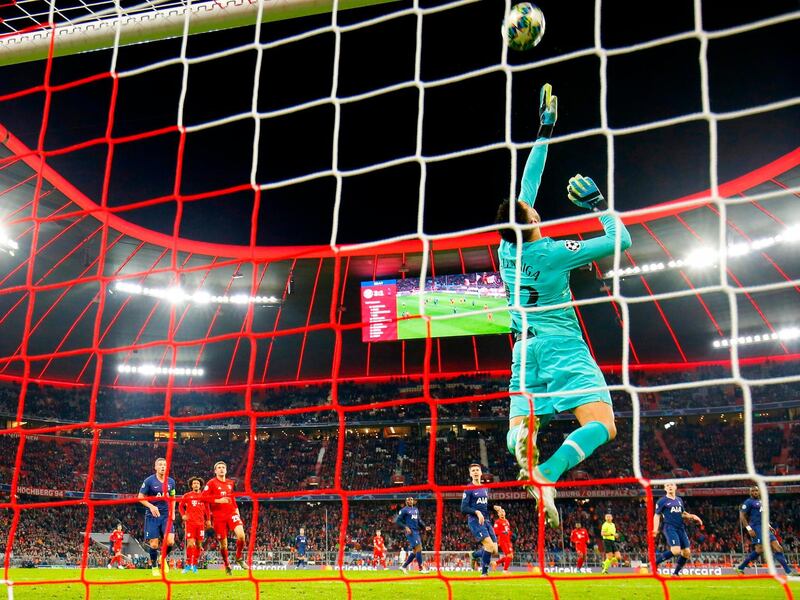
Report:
505,283,539,306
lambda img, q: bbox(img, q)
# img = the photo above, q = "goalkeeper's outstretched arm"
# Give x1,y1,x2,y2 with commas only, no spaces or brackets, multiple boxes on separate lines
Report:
518,83,558,208
551,175,632,271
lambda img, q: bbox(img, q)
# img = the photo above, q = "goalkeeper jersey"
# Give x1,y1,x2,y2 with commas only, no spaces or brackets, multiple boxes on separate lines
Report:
498,141,631,338
498,215,630,337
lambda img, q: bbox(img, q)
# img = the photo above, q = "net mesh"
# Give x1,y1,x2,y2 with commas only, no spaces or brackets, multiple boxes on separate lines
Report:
0,0,799,598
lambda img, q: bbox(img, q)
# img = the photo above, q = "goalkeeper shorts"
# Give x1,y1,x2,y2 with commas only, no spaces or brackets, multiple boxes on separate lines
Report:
508,334,611,419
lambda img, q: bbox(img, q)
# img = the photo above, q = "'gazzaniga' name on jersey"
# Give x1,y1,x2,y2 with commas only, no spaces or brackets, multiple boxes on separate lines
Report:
500,258,539,278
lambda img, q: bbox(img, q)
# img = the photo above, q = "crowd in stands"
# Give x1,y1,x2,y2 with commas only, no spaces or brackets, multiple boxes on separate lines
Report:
0,360,796,426
2,494,799,566
0,361,797,565
0,419,793,499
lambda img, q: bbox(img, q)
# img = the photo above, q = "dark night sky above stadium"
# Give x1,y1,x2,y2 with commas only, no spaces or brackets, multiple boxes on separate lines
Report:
1,0,799,249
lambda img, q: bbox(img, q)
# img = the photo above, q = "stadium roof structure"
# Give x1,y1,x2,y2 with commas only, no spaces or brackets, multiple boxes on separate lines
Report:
0,123,798,388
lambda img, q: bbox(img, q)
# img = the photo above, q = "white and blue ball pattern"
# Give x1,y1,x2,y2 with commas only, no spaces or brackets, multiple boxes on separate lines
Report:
504,3,545,51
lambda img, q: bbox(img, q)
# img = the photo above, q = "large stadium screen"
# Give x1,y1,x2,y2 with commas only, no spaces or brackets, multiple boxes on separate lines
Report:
360,273,510,342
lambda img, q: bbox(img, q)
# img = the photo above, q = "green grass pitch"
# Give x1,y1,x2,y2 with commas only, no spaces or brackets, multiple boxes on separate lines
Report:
4,569,798,600
396,293,510,339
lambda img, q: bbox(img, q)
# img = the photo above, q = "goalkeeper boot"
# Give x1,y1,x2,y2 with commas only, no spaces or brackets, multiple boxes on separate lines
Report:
517,468,540,504
513,421,534,471
519,466,559,528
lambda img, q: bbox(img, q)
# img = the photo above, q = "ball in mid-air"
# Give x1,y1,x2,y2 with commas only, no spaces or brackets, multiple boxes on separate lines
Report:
504,3,545,51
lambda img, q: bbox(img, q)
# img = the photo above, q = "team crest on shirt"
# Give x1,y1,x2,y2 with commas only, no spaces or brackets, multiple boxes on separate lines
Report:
564,240,581,252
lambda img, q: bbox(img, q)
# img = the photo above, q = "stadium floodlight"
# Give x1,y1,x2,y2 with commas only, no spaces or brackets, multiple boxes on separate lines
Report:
711,327,800,349
0,229,19,256
116,364,204,376
605,224,800,278
113,281,280,306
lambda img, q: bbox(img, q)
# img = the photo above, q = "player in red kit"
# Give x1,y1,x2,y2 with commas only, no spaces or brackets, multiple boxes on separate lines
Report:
107,524,125,568
179,477,211,574
372,529,387,569
570,522,590,569
492,505,514,573
204,461,248,575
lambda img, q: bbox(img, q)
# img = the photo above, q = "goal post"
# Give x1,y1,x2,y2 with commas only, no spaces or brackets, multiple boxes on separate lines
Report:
0,0,399,67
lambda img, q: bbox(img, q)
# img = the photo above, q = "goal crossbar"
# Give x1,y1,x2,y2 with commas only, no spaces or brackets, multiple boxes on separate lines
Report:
0,0,398,66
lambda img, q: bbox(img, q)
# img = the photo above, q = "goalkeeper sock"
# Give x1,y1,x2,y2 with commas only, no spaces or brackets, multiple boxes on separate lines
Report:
656,550,674,565
416,551,424,569
738,550,759,570
775,552,791,573
537,421,610,482
602,558,611,572
506,425,520,455
236,539,244,561
673,556,687,575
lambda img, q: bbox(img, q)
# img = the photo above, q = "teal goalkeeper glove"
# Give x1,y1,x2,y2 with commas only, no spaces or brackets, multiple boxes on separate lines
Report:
567,174,608,212
538,83,557,139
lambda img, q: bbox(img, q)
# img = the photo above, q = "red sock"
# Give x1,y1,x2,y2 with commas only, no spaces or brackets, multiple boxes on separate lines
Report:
503,557,512,571
188,546,195,566
577,555,584,569
236,539,244,561
221,547,230,568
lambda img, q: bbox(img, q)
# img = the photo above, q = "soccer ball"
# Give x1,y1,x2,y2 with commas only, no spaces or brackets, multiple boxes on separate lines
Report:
504,3,545,51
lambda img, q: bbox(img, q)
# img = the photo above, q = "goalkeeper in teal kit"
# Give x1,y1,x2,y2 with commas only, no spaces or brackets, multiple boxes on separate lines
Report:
495,83,631,528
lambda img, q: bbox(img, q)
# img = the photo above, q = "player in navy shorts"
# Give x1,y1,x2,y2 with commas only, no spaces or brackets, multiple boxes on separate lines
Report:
138,457,177,575
652,482,703,577
395,497,430,574
736,486,798,576
461,463,498,577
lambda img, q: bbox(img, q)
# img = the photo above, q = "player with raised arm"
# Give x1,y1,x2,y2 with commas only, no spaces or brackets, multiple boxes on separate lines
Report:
461,464,499,577
204,461,248,575
652,482,703,577
396,497,431,574
600,513,622,575
570,522,590,570
107,523,125,569
495,83,631,528
492,505,514,574
373,529,387,569
179,476,210,574
735,486,798,576
294,528,308,569
138,457,177,576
